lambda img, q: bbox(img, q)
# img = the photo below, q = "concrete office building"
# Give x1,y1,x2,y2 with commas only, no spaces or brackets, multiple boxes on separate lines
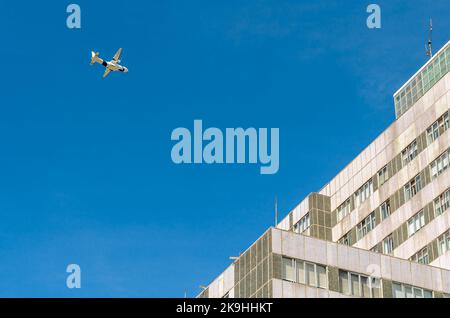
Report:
198,41,450,298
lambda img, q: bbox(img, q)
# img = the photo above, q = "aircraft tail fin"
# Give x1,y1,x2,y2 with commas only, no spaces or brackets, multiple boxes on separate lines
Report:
90,51,101,65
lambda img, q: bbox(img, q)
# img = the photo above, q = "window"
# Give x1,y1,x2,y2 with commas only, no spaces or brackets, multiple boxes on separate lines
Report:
434,189,450,217
306,263,316,286
339,270,380,298
316,265,327,289
402,140,418,165
410,247,429,264
380,199,391,220
296,260,305,284
430,148,450,180
336,199,351,222
339,231,352,246
382,234,394,254
294,213,310,234
355,180,373,208
356,212,376,240
281,257,327,289
392,282,433,298
404,175,422,201
427,112,449,145
378,165,389,186
407,210,425,237
351,273,360,296
437,230,450,256
339,270,349,295
427,121,440,144
282,257,295,282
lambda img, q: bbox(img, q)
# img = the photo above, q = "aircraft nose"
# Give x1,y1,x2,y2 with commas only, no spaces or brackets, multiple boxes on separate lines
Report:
124,67,129,73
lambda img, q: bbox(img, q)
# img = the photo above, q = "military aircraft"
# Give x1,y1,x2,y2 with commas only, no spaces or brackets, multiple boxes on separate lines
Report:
90,48,128,78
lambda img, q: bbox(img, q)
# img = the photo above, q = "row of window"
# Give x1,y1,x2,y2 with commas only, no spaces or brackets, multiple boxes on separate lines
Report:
431,148,450,180
378,165,389,186
438,230,450,257
394,45,450,118
404,174,422,201
370,234,394,255
420,49,450,93
392,282,433,298
382,234,394,254
355,180,373,208
407,210,426,238
402,140,418,166
356,212,376,241
380,199,391,220
410,247,430,265
282,258,381,298
427,112,449,145
435,188,450,217
337,177,375,225
339,270,380,298
336,199,351,223
336,181,373,224
281,257,327,289
282,257,435,298
293,213,310,234
339,231,352,246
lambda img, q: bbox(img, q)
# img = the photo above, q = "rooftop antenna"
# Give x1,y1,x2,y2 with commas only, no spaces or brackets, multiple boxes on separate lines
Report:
274,195,278,227
425,18,433,59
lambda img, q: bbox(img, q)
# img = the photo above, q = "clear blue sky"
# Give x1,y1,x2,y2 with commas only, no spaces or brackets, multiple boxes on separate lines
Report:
0,1,449,297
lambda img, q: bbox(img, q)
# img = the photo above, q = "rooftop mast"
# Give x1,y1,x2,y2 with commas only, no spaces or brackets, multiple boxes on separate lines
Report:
426,18,433,59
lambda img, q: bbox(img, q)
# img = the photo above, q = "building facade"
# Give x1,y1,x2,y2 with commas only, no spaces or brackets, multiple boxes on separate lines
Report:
198,41,450,298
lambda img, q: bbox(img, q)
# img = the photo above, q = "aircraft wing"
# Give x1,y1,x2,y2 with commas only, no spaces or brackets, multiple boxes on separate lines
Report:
113,48,122,62
103,68,112,78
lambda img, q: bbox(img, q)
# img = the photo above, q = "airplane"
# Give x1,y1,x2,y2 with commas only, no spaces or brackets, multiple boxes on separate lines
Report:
90,48,129,78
